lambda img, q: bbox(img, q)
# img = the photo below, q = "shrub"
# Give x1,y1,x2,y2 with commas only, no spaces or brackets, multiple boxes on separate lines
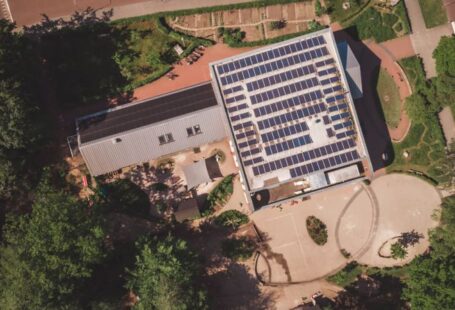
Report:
215,210,249,230
269,20,286,30
340,248,351,259
391,242,407,259
327,261,362,287
201,175,234,216
222,237,256,261
306,216,328,245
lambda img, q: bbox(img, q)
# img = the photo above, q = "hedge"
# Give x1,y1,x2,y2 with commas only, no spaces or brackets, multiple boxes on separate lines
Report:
226,24,327,48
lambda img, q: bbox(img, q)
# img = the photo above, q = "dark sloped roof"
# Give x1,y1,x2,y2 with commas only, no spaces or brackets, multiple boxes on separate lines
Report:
77,82,217,144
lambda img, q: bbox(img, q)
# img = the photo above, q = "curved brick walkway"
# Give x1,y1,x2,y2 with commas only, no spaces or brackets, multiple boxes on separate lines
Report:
365,40,412,142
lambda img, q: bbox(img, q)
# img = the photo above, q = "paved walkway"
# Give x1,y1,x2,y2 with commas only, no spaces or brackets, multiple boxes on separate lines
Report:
250,174,440,287
405,0,453,78
358,174,441,266
9,0,253,26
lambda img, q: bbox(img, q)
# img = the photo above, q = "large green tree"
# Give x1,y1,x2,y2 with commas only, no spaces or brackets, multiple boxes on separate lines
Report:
126,235,207,310
403,255,455,309
403,196,455,308
0,178,106,309
434,36,455,77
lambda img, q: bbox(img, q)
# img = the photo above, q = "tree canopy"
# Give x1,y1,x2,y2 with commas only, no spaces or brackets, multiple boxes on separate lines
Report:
0,177,106,309
434,36,455,77
403,196,455,308
126,235,207,310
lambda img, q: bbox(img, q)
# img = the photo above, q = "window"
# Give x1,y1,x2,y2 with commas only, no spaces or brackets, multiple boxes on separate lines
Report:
187,125,202,137
158,133,174,145
158,135,166,144
166,133,174,142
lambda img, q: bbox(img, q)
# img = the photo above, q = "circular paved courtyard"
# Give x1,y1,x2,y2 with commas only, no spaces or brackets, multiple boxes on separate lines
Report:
252,174,441,284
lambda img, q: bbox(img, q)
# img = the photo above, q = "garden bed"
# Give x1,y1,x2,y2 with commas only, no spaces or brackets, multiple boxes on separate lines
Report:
306,216,328,245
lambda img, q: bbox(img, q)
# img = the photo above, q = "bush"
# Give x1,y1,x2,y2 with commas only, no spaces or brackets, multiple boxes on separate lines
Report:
226,24,326,48
340,248,351,259
201,175,234,216
306,216,328,245
391,242,407,259
215,210,249,230
327,261,362,287
269,20,286,30
222,237,256,261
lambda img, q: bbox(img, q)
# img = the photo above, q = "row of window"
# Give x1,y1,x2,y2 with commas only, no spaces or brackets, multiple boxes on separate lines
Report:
158,125,202,145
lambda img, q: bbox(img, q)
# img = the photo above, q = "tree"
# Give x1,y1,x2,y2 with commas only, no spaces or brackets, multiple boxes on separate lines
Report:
0,178,106,309
214,210,249,230
433,36,455,77
405,92,432,124
126,235,207,310
403,196,455,308
0,157,20,200
0,79,41,150
403,255,455,309
429,196,455,259
390,242,407,260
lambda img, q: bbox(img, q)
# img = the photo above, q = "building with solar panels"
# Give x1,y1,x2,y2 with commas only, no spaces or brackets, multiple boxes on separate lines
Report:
210,28,372,210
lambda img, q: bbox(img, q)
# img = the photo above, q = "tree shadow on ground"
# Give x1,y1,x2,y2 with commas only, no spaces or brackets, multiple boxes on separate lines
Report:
333,26,395,171
334,273,406,310
24,8,134,110
173,220,279,309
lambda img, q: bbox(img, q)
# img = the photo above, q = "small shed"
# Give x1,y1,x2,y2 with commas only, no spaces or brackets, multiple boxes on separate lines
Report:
174,199,200,222
182,156,223,189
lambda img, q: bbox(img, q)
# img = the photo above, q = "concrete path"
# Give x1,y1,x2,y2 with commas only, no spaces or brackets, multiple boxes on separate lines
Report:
358,174,441,266
8,0,254,26
405,0,452,78
250,174,439,285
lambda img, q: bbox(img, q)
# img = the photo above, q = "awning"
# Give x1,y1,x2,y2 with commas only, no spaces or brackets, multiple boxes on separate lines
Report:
183,159,212,189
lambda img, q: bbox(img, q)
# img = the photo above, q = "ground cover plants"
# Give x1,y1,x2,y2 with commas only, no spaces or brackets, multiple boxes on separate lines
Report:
215,210,249,230
377,68,402,128
222,237,256,261
418,0,448,29
306,215,328,245
201,175,235,216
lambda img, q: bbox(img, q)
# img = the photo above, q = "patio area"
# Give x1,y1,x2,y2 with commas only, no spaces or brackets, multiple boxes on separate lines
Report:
120,139,240,215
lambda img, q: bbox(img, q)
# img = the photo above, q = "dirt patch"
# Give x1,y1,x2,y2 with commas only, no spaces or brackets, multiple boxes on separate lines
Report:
267,4,283,20
295,1,316,19
223,9,240,26
169,2,320,43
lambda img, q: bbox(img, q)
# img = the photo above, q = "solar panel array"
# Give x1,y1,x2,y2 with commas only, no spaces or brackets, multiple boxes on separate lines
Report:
213,31,365,189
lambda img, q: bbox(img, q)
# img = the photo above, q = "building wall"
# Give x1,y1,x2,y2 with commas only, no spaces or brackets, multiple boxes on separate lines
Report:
79,106,227,176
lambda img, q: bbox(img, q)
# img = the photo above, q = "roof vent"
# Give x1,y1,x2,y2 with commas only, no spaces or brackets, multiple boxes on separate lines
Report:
112,137,122,144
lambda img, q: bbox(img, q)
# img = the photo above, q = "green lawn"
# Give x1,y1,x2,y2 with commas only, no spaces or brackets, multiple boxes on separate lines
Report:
326,0,371,23
377,69,402,128
387,56,451,184
418,0,448,28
